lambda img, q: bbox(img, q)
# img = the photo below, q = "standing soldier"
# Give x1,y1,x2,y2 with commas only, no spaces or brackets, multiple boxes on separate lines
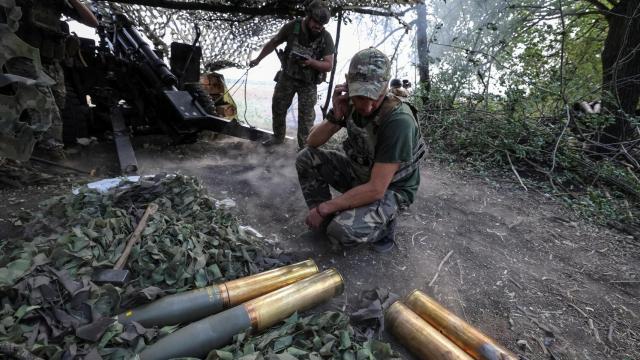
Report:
296,48,426,253
10,0,98,153
249,0,334,149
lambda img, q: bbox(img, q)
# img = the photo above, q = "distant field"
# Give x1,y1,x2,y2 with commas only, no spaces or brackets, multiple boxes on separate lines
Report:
226,79,331,137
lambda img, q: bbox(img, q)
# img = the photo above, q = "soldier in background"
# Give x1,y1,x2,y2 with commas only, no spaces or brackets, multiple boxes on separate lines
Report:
10,0,98,152
402,79,412,93
249,0,334,149
389,78,409,98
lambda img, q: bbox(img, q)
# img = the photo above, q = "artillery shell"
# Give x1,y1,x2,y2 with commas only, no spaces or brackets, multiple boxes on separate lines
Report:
118,259,318,327
138,268,343,360
386,301,474,360
405,290,518,360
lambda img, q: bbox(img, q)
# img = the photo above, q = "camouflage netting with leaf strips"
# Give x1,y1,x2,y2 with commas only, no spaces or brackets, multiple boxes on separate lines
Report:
208,311,401,360
0,174,285,359
93,1,417,68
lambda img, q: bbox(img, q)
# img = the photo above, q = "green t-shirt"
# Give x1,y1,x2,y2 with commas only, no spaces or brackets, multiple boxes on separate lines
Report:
272,20,335,58
350,103,421,205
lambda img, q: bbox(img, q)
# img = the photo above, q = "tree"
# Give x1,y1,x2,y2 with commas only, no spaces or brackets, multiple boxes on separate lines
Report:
593,0,640,145
415,2,430,105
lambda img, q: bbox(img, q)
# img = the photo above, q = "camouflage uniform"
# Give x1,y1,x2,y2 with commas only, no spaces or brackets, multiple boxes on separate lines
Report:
0,0,60,160
269,17,334,148
389,87,409,98
296,147,400,247
17,0,76,146
41,61,65,142
296,48,425,249
272,74,317,149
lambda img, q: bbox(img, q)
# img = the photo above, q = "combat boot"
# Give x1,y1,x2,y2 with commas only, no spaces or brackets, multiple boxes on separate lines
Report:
371,218,396,253
261,136,284,147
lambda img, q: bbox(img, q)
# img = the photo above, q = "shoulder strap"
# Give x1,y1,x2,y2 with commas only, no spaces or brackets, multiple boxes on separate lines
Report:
293,19,301,35
372,94,403,128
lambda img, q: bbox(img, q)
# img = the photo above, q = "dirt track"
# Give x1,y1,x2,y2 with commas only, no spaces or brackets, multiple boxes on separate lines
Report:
2,135,639,359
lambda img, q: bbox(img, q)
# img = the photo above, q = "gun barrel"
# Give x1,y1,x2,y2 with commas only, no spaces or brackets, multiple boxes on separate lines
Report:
404,290,518,360
118,260,318,327
124,25,177,87
385,301,474,360
138,269,343,360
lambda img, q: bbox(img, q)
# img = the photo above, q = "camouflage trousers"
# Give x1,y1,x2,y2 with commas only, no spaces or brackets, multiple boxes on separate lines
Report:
6,58,65,144
296,147,400,248
272,73,317,149
40,61,65,144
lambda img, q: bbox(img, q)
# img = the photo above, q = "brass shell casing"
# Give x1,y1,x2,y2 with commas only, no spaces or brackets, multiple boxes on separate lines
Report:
405,290,518,360
386,301,474,360
219,259,319,306
244,268,344,331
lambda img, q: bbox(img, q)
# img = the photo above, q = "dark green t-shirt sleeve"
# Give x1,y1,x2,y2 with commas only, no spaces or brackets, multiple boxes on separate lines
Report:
321,31,335,57
375,108,417,163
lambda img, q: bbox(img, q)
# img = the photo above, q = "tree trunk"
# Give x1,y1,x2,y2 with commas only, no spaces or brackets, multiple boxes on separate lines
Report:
415,3,430,107
600,0,640,146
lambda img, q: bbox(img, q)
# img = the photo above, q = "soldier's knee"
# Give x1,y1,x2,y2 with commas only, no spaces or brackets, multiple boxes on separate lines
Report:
326,220,367,248
295,147,313,171
296,147,322,170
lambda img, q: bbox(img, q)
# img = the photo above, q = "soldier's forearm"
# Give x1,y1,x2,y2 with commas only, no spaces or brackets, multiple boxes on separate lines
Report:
306,120,339,148
319,162,399,216
307,58,332,72
255,40,278,62
320,183,383,215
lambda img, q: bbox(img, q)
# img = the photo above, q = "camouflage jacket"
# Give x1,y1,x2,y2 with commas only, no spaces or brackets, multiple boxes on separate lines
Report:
282,19,332,85
339,94,426,184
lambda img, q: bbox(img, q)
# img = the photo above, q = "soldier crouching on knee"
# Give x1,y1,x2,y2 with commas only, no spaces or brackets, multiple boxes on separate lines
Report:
296,48,426,253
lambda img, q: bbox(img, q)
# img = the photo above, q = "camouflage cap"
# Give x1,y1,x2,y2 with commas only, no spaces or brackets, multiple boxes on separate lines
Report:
346,48,391,100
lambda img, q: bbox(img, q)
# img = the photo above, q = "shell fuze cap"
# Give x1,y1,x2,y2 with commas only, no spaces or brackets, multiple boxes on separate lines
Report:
307,0,330,25
346,48,391,100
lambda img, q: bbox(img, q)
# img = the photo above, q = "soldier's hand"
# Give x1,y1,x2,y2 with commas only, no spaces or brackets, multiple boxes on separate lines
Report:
332,82,349,119
305,207,325,230
302,58,316,68
249,59,259,68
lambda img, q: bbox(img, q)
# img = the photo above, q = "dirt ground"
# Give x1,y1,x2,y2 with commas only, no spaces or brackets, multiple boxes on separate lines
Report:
1,135,639,360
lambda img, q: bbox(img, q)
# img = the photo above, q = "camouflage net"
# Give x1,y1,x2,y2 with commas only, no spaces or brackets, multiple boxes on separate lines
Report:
0,174,399,359
0,174,284,358
95,1,417,68
209,311,401,360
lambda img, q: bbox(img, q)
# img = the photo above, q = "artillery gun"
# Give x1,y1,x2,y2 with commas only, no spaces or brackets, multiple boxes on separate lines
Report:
32,10,268,172
62,12,270,172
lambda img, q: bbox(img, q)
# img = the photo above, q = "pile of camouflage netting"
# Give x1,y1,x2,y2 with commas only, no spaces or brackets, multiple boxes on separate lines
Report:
211,311,399,360
0,174,400,359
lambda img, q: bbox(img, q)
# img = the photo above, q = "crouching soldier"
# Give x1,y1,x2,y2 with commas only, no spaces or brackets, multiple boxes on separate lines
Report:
296,48,426,253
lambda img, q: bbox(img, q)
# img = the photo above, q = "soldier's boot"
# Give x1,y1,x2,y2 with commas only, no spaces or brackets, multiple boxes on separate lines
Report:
371,218,396,253
261,136,285,147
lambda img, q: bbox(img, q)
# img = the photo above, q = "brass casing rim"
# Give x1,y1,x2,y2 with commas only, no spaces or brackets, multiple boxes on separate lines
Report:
217,283,230,307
